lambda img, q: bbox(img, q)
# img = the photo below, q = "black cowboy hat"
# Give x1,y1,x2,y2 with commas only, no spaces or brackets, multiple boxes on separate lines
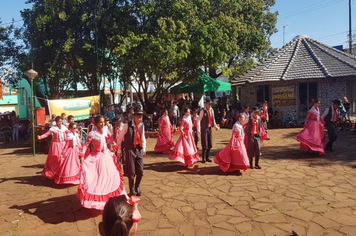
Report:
134,109,144,115
251,106,260,113
332,99,341,105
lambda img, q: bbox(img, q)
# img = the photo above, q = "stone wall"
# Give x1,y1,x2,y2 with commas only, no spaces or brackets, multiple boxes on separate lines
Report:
236,78,348,121
318,78,347,112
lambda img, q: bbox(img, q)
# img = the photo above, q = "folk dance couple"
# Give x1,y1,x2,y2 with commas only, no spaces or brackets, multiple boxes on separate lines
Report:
167,98,255,174
215,106,263,172
295,99,340,154
39,111,146,210
167,97,219,167
78,110,146,209
79,110,146,209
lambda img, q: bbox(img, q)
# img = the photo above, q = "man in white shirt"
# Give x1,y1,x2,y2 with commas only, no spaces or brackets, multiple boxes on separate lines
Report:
197,97,219,163
116,109,146,196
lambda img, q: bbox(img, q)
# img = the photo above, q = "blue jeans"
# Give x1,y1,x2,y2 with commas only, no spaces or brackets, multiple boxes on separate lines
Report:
12,124,19,141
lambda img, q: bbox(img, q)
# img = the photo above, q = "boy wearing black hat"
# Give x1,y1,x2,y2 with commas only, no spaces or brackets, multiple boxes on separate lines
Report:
192,109,199,149
245,106,262,169
321,100,340,151
197,97,220,163
116,109,146,196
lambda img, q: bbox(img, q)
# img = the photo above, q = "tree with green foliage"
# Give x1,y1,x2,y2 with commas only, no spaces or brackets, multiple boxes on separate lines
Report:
0,19,26,83
17,0,278,109
108,0,278,109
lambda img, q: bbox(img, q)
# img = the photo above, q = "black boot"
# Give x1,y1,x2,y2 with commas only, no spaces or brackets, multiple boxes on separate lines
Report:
202,149,206,163
249,157,254,169
255,156,261,169
135,175,142,196
325,141,334,152
206,148,212,162
129,178,135,196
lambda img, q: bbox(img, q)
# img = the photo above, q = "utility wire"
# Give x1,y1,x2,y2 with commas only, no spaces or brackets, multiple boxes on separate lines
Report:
0,19,23,26
279,0,344,20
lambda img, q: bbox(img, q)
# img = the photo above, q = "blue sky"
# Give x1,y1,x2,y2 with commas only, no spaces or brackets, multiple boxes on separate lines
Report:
271,0,355,49
0,0,355,50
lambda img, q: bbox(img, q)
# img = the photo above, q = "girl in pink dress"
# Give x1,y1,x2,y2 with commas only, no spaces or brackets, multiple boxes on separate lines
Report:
78,115,126,210
38,116,68,179
51,122,81,185
154,109,174,153
168,108,199,167
295,99,325,155
214,114,250,173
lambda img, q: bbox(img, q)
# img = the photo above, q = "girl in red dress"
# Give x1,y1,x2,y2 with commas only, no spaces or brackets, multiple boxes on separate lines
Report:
50,122,82,185
78,115,126,210
168,108,199,167
295,99,325,155
215,114,250,173
154,109,174,153
38,116,68,179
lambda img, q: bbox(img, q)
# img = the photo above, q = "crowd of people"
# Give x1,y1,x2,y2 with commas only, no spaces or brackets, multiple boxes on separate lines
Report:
33,94,350,236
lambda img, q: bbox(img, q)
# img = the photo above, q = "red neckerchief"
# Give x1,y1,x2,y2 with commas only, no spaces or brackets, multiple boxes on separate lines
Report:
332,107,338,122
115,125,121,140
134,125,142,148
251,118,259,136
207,109,213,127
192,116,197,128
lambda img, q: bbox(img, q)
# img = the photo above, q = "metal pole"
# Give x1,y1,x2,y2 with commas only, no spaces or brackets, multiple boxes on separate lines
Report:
283,26,285,46
31,79,35,156
283,25,288,46
349,0,353,54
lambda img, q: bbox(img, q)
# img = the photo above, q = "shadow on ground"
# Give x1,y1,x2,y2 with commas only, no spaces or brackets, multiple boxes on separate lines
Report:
10,195,102,224
144,161,243,176
0,174,76,189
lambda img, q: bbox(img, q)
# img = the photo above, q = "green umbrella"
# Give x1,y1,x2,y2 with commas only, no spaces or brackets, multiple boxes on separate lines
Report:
170,70,231,94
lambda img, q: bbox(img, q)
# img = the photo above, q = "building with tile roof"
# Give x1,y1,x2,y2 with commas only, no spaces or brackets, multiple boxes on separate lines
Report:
231,35,356,124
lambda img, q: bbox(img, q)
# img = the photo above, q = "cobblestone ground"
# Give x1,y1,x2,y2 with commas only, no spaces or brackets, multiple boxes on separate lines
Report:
1,128,356,236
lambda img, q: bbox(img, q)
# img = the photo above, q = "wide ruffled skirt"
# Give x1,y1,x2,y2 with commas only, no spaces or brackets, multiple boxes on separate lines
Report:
215,139,250,172
168,132,199,167
295,120,325,155
77,149,126,210
52,146,81,185
42,141,65,179
154,128,174,153
261,126,269,141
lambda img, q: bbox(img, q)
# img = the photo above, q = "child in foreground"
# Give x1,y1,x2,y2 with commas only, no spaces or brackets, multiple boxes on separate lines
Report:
102,195,141,236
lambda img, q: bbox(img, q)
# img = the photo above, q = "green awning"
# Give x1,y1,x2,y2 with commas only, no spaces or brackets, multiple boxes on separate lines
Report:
170,70,231,94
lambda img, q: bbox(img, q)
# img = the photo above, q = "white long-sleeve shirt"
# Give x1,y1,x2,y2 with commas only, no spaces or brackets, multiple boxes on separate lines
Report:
321,107,338,122
116,122,146,152
197,107,219,133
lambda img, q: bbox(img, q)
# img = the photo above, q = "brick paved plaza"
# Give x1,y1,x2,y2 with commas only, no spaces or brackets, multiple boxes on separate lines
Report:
1,128,356,236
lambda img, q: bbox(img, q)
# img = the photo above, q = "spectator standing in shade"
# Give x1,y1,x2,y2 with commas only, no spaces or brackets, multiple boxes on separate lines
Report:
343,97,350,119
11,111,19,142
61,113,67,125
170,101,179,131
106,105,115,123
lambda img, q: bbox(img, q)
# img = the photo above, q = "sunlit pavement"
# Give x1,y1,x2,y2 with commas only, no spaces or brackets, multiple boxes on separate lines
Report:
1,127,356,236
